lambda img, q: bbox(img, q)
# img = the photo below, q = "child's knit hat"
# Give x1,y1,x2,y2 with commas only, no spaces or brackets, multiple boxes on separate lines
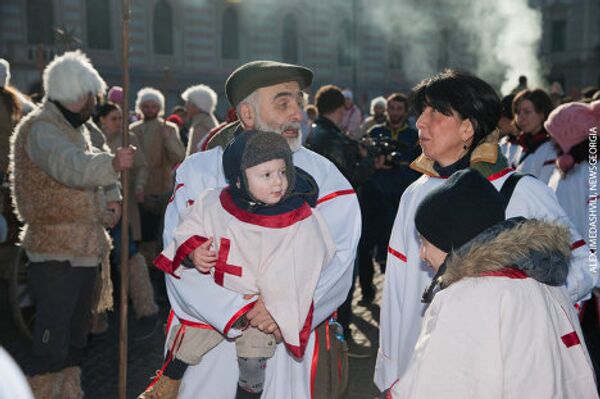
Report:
223,130,295,202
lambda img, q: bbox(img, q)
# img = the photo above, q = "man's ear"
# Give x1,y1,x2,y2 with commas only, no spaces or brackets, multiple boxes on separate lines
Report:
238,102,255,129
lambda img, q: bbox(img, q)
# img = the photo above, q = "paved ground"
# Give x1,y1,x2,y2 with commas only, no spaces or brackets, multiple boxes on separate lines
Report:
0,255,384,398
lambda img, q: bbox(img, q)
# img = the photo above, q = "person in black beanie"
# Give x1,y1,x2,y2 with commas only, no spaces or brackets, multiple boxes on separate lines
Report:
382,169,597,398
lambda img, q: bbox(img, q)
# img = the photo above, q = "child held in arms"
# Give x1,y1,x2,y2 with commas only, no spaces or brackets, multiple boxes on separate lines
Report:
141,130,335,399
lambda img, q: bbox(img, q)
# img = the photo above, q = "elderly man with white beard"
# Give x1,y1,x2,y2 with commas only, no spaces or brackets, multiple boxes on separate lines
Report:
157,61,361,398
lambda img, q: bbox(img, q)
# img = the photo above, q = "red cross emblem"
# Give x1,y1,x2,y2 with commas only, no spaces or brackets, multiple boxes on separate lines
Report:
214,238,242,286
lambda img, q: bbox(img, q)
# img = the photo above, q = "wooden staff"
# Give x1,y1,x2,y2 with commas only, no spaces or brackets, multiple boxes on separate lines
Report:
118,0,131,398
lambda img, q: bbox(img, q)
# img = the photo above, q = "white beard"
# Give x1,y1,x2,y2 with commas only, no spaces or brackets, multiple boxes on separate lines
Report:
255,115,302,153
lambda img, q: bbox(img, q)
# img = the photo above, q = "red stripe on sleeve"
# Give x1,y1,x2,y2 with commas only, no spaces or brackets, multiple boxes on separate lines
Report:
316,189,356,205
388,246,407,263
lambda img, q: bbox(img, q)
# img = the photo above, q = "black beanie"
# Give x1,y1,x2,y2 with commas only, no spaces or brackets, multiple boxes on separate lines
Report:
223,130,295,200
415,169,505,253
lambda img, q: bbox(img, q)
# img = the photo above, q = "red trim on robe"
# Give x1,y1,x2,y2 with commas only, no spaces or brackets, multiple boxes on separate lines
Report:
570,239,586,250
480,268,528,279
284,303,314,358
168,183,185,203
223,301,256,336
220,188,312,228
310,327,320,399
316,189,356,205
388,246,407,263
153,235,209,278
386,379,399,399
561,331,581,348
487,167,514,181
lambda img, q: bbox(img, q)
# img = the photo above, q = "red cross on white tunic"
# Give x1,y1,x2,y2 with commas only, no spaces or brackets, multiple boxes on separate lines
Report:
214,237,242,286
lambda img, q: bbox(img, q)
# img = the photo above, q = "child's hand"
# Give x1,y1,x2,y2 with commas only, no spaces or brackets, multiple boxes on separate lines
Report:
191,238,217,273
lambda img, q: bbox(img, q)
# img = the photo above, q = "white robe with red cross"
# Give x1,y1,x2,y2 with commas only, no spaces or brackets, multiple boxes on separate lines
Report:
375,169,598,391
162,145,361,399
156,187,335,353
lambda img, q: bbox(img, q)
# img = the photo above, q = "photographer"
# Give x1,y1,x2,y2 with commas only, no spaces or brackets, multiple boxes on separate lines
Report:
306,84,385,355
358,93,421,303
306,85,385,187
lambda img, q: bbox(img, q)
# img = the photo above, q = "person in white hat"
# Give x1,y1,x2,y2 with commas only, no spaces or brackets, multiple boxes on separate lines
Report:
9,50,135,398
181,84,219,155
130,87,185,248
340,88,363,140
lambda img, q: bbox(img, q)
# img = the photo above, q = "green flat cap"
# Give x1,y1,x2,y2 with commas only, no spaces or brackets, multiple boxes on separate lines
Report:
225,60,313,107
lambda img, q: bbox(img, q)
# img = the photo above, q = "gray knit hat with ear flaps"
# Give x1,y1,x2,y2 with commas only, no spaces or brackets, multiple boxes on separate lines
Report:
227,130,295,202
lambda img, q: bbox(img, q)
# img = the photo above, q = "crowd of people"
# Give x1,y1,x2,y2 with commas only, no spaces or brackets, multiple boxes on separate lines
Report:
0,50,599,399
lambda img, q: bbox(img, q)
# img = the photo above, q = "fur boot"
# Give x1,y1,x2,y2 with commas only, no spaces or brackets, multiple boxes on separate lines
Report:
27,371,64,399
60,366,84,399
138,374,181,399
128,252,159,318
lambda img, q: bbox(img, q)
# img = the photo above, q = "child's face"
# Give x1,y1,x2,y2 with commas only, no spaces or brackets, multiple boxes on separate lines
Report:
244,158,289,205
419,235,448,272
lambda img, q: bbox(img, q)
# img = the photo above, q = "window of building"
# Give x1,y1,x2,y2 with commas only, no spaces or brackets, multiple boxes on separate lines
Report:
153,0,173,55
26,0,55,45
551,20,566,52
337,19,353,67
282,14,298,64
86,0,111,50
222,7,239,59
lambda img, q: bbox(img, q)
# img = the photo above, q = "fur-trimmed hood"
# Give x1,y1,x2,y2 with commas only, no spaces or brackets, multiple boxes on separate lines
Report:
423,218,571,302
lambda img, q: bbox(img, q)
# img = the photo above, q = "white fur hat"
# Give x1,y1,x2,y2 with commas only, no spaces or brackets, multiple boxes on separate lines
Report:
43,50,106,104
181,84,217,113
0,59,10,88
370,96,387,114
135,87,165,114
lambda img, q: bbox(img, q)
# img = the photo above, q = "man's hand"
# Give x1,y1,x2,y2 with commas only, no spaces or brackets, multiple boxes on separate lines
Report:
135,186,145,203
190,237,217,273
112,146,136,172
246,296,279,333
106,201,122,228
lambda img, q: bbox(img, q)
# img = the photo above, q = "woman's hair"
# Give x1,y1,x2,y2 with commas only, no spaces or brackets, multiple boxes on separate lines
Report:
512,89,553,121
93,101,120,125
410,69,501,150
0,86,22,125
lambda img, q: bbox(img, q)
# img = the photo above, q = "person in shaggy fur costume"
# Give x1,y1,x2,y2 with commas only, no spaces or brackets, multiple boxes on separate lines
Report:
9,50,135,399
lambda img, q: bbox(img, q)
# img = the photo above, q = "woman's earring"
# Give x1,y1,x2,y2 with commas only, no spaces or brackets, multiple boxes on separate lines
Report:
463,142,468,151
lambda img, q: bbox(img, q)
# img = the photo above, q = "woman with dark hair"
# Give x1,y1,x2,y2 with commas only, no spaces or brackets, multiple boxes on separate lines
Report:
375,69,597,393
513,88,556,183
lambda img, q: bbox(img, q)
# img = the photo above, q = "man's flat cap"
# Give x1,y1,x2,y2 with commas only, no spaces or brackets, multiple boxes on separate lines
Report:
225,60,313,107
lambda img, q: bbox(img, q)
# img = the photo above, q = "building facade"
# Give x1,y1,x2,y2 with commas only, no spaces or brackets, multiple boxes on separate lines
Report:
0,0,597,116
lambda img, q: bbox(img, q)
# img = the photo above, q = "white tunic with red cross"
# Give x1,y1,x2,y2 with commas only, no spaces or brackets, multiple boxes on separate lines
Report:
162,145,361,399
375,168,598,391
156,187,335,353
